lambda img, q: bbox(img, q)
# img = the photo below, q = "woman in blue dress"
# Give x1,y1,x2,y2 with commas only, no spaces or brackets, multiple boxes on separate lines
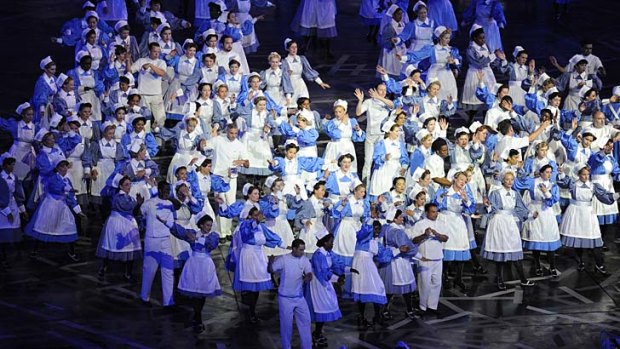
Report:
32,56,58,125
0,155,27,268
331,182,370,266
260,176,303,256
306,229,346,347
26,159,83,261
227,207,288,323
96,175,143,280
160,212,222,333
427,0,457,32
322,100,365,173
295,181,332,256
0,103,38,182
281,39,330,107
461,0,506,52
268,142,324,201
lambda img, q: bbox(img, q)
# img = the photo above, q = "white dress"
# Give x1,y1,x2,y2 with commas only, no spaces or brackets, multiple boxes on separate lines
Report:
352,238,386,302
521,179,560,246
484,189,522,254
239,109,273,175
299,196,327,255
333,197,364,260
378,20,406,77
369,139,403,196
178,232,222,297
263,68,285,106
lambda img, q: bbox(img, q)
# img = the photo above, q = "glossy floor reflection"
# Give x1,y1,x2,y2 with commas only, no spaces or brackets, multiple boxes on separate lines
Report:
2,0,620,348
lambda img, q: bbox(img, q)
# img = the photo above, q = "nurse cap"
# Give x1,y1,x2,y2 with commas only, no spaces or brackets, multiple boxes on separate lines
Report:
202,28,217,40
193,154,207,168
75,50,91,63
469,121,483,133
454,126,470,137
82,1,95,9
66,115,81,126
194,211,214,227
512,45,525,58
0,152,15,162
182,38,194,48
16,102,32,115
101,120,116,132
349,179,363,192
315,227,329,241
578,85,591,99
56,73,70,89
129,139,143,153
218,11,229,23
385,207,398,222
413,1,427,12
84,10,99,20
411,167,426,182
543,86,559,99
418,112,436,125
264,175,279,189
114,20,129,33
415,129,431,142
111,173,124,188
126,113,146,125
284,38,293,50
498,169,516,182
613,86,620,97
34,128,50,142
434,26,449,39
40,56,54,70
305,179,318,193
470,23,483,35
581,127,597,141
49,113,64,128
573,163,589,176
52,157,69,168
242,183,254,197
157,22,171,34
408,186,424,201
500,147,514,160
113,103,127,113
333,99,348,111
405,64,418,77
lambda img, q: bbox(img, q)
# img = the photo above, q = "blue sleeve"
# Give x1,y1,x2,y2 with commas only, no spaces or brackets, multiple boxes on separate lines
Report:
211,174,231,193
241,20,254,36
294,200,316,230
384,76,403,96
543,184,560,208
475,84,495,109
524,93,545,116
300,56,320,81
323,119,341,140
218,200,245,218
331,202,352,219
492,1,507,27
372,141,387,170
298,156,324,173
513,191,530,221
450,47,463,71
259,195,279,219
311,252,333,286
223,26,242,42
467,46,492,69
268,156,286,174
593,183,617,204
144,133,160,158
403,44,434,64
408,149,425,175
350,119,365,142
261,224,284,248
0,118,17,138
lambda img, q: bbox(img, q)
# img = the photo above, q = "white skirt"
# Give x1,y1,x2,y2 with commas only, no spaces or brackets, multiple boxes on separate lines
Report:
560,203,601,239
91,158,116,197
33,195,76,236
264,216,295,256
178,252,222,296
484,213,522,253
290,74,309,105
508,80,526,106
592,175,619,217
99,212,141,253
352,250,385,297
67,157,87,196
241,129,273,171
427,64,458,101
378,45,406,77
462,66,496,106
437,211,469,251
323,139,357,173
12,142,34,180
333,218,361,258
522,202,560,242
239,243,270,283
369,158,401,196
309,273,339,314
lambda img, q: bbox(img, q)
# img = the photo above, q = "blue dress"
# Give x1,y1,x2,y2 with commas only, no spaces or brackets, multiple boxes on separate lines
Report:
378,223,419,294
305,247,345,322
96,192,142,261
351,224,391,304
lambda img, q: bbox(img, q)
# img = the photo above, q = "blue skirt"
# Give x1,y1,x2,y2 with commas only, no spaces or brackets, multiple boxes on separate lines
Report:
352,293,387,305
522,240,562,252
561,235,603,249
443,249,471,261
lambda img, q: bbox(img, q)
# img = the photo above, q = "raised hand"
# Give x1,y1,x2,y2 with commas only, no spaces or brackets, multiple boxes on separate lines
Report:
354,88,364,101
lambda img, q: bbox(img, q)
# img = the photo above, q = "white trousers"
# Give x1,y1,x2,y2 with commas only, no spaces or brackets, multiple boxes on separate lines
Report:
417,259,443,311
141,236,175,306
142,94,166,126
217,177,237,237
278,296,312,349
362,134,382,181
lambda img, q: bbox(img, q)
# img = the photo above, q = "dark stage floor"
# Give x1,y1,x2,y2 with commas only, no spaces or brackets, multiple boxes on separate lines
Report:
3,0,620,348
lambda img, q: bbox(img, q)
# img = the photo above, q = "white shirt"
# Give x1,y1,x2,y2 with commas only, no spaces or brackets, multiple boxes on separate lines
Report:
360,98,390,135
131,57,167,95
141,197,174,238
206,135,248,177
271,253,312,298
412,218,446,260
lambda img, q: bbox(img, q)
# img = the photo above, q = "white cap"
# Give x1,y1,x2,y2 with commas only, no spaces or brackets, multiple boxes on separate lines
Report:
248,71,261,80
218,11,229,23
183,38,194,48
114,20,129,33
194,211,213,227
333,99,348,111
349,179,363,192
56,73,69,88
500,147,513,160
34,128,50,142
194,154,207,167
113,103,126,113
127,113,146,125
386,4,400,17
385,207,398,221
419,112,435,125
82,1,95,9
129,139,143,153
613,86,620,97
470,23,483,35
404,64,418,77
415,129,431,142
544,86,559,99
127,88,140,96
16,102,32,115
75,50,91,63
264,175,279,189
573,162,589,176
469,121,483,133
49,113,63,128
498,169,516,182
66,115,81,125
284,38,293,50
53,157,69,168
413,0,427,12
111,173,124,188
537,72,551,86
411,167,426,182
434,26,448,38
84,10,99,20
150,11,167,23
157,22,170,34
242,183,254,197
202,28,217,39
578,85,591,99
512,45,525,58
40,56,53,70
454,126,470,137
315,227,329,241
408,186,424,201
102,120,116,131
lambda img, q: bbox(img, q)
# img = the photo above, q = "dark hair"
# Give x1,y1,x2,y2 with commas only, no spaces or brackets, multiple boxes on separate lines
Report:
286,39,297,50
197,214,214,227
497,119,513,135
291,238,305,249
471,28,484,41
392,177,406,189
431,138,447,153
500,95,513,105
114,45,127,56
220,34,233,45
507,149,519,159
228,59,240,68
516,50,528,57
119,76,130,85
198,83,212,93
297,97,310,109
202,53,217,62
185,42,197,51
175,166,187,175
158,180,169,192
285,143,299,152
2,157,16,167
148,42,160,51
150,17,162,25
316,233,334,248
539,164,553,173
248,207,259,218
337,153,355,166
312,181,326,194
199,158,212,168
548,92,561,100
244,186,259,199
497,84,510,96
424,203,438,213
118,175,131,189
391,209,403,221
79,102,92,112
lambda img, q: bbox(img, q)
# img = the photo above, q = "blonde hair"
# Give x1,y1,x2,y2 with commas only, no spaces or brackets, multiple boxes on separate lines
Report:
427,80,442,91
268,52,281,62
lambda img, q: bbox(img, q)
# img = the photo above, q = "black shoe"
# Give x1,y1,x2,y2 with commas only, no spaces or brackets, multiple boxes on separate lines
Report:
123,273,133,282
249,314,259,324
219,238,227,244
226,235,233,242
534,267,543,277
192,321,205,334
382,310,393,320
520,280,535,287
497,281,507,291
141,299,152,308
454,281,470,293
577,262,585,271
473,266,488,275
30,251,38,259
67,251,80,262
356,315,372,329
406,310,416,319
313,333,328,347
595,264,610,276
97,267,105,279
550,269,560,278
602,245,610,252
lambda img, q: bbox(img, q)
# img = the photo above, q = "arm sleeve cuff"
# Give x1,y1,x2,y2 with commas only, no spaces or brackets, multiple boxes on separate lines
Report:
145,168,152,176
56,38,63,44
315,77,324,85
18,205,26,213
0,207,10,216
73,206,82,214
